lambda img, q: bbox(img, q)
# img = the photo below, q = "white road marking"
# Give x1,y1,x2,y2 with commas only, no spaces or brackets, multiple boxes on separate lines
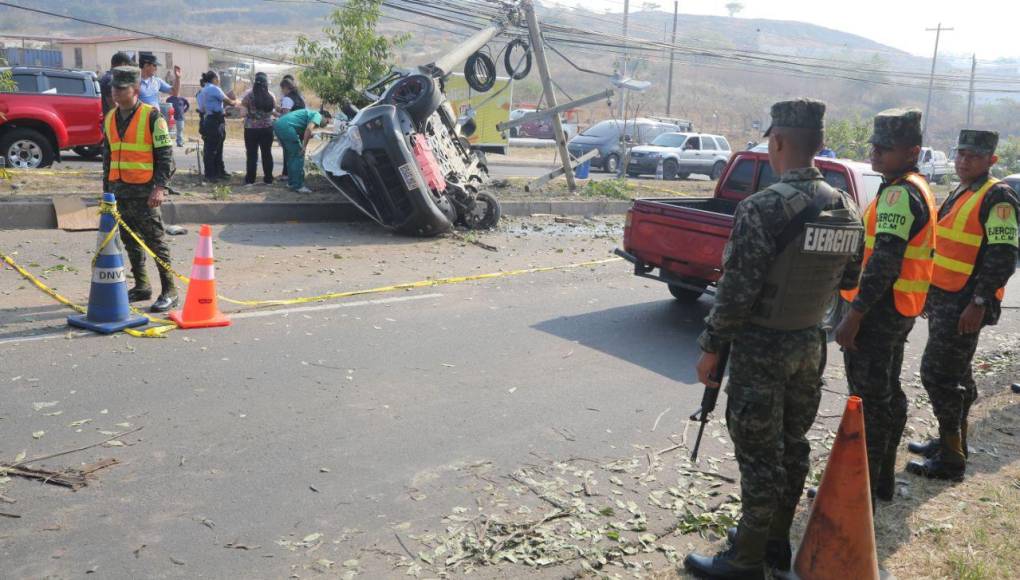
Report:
231,293,443,319
0,293,443,347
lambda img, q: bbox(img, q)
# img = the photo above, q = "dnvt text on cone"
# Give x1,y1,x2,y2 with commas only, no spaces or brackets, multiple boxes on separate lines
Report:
68,193,148,334
794,395,879,580
169,224,230,329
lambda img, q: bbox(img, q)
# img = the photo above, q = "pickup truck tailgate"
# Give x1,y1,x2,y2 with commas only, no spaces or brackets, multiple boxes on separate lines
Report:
624,197,738,281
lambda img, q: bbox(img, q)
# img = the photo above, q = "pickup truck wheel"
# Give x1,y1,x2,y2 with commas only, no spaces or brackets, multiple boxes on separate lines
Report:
603,154,620,174
2,128,55,169
710,161,725,181
668,283,705,303
663,159,679,180
72,145,102,159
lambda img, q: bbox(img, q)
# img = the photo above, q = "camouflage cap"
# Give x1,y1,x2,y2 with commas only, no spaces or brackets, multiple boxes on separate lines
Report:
763,98,826,137
957,129,999,155
110,66,141,88
869,108,922,148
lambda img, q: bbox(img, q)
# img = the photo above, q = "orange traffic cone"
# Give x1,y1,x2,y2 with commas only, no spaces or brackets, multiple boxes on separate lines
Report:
169,224,231,329
794,396,879,580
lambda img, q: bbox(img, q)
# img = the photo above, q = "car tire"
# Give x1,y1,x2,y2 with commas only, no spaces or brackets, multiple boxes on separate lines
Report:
668,281,705,303
603,153,620,174
710,161,725,180
663,159,679,180
509,127,519,138
384,74,441,123
1,127,55,169
73,145,102,159
465,191,501,230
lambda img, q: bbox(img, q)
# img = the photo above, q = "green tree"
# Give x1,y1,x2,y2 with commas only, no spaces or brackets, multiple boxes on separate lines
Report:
825,118,871,161
0,53,15,93
293,0,407,106
724,2,744,17
992,136,1020,178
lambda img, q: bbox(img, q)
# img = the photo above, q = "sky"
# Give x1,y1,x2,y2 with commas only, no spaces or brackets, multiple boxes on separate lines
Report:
566,0,1020,60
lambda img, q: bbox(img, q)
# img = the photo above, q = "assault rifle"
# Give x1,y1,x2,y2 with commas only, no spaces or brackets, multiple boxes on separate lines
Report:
689,342,732,462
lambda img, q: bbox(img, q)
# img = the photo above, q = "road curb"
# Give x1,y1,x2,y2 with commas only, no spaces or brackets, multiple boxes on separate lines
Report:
0,199,632,229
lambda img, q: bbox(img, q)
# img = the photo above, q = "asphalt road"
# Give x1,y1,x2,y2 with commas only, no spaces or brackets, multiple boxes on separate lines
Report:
1,219,1017,578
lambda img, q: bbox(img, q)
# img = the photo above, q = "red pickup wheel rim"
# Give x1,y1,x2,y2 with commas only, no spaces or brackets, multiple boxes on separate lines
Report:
6,139,43,169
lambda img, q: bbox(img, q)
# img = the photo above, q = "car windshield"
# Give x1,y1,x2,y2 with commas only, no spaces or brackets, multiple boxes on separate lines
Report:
651,133,687,148
580,120,625,138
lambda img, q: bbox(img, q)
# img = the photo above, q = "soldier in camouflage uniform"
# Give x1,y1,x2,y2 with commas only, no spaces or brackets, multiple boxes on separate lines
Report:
835,109,936,504
906,130,1020,480
684,99,863,580
102,66,178,313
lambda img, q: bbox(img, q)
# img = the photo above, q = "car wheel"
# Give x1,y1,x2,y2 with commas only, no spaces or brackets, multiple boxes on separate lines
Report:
464,192,501,230
73,145,102,159
509,127,519,138
710,161,725,180
663,159,679,180
604,153,620,174
1,128,55,169
668,281,706,303
384,74,441,123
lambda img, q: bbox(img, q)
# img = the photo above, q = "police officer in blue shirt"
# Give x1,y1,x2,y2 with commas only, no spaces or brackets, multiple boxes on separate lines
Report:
138,52,181,109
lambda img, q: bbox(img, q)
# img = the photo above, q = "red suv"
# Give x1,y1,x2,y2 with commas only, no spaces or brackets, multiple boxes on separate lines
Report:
0,67,104,168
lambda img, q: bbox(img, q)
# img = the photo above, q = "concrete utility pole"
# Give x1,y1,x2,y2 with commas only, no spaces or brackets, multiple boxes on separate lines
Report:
666,1,678,116
618,0,630,118
922,23,953,142
965,54,977,127
523,0,577,191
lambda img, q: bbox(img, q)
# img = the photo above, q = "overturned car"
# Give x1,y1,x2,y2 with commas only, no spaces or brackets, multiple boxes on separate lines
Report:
313,72,500,237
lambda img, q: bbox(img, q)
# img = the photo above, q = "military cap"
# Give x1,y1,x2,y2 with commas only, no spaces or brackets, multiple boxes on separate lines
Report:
110,66,141,88
763,98,826,137
957,129,999,155
869,108,922,148
138,52,161,67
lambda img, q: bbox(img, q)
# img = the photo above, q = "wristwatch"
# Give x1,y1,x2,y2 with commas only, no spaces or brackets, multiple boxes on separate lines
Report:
973,295,987,307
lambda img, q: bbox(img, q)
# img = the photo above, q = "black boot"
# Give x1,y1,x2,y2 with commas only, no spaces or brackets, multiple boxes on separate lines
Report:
907,437,941,458
127,285,152,302
906,431,966,481
685,526,766,579
150,272,179,313
726,527,792,572
875,443,900,502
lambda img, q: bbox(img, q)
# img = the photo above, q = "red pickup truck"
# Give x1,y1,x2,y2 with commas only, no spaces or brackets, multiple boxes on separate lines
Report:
0,67,104,169
617,149,882,326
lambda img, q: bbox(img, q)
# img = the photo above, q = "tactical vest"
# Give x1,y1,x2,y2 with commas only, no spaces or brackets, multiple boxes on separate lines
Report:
750,181,864,330
106,103,155,184
841,173,937,317
932,177,1007,301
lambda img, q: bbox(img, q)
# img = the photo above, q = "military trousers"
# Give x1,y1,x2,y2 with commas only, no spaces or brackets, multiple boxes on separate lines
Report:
920,309,981,433
726,324,825,541
843,300,915,496
117,197,174,293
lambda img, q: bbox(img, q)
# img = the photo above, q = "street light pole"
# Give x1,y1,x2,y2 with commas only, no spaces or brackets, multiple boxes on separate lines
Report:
666,1,678,116
965,53,976,127
922,23,953,143
618,0,630,118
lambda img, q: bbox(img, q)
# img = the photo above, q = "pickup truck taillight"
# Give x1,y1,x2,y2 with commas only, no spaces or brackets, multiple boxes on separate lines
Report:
624,211,632,229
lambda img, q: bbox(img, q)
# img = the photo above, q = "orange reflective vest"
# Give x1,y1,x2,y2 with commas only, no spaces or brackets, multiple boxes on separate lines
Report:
841,173,937,317
105,103,155,184
932,178,1006,301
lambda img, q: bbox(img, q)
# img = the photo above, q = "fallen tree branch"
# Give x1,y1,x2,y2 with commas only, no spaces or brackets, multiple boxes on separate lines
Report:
10,426,143,468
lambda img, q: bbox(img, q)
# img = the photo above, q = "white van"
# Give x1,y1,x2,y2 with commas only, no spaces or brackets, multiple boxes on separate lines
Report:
919,147,950,184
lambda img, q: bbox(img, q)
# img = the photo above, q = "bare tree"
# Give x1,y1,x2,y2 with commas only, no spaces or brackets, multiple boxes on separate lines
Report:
725,2,744,17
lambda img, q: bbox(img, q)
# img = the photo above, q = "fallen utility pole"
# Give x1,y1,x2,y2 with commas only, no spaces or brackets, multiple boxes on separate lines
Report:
526,149,598,192
423,20,508,77
523,0,577,191
496,89,614,133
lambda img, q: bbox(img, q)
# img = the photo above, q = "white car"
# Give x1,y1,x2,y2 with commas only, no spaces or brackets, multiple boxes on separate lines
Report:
627,132,733,180
919,147,950,184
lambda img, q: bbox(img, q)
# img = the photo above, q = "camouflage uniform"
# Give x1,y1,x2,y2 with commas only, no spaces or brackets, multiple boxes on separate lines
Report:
687,99,864,578
102,67,176,299
842,109,931,501
911,130,1019,476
